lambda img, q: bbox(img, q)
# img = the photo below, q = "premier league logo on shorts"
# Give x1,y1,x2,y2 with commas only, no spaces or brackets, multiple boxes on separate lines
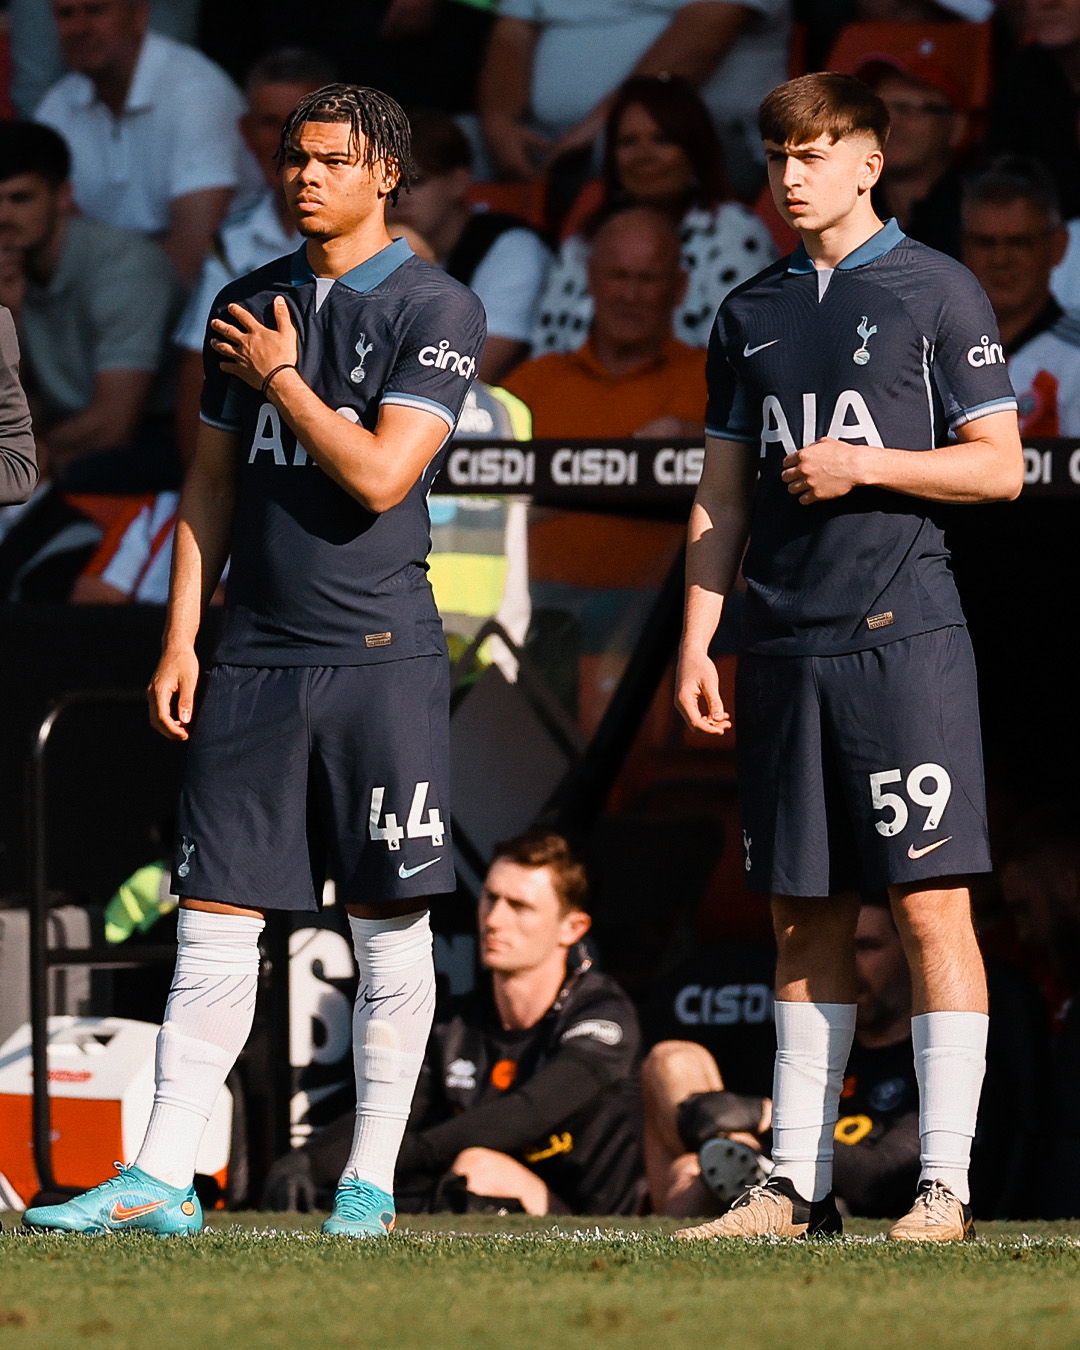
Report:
853,316,878,366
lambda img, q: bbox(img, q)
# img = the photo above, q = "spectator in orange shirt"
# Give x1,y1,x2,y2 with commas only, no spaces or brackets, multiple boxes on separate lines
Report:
502,207,705,438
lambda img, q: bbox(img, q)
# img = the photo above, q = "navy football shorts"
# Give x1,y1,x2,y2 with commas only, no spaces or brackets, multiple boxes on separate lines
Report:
173,655,453,911
735,626,990,897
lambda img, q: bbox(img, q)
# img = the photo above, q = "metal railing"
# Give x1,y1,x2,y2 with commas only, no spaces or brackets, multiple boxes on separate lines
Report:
24,689,291,1199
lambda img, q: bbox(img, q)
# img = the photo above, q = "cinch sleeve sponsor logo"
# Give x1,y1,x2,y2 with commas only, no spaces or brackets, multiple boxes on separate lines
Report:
419,339,478,380
967,335,1005,367
560,1018,623,1046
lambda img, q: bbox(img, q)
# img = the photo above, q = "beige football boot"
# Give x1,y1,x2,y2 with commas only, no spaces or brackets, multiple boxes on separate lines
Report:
887,1179,976,1243
674,1176,842,1240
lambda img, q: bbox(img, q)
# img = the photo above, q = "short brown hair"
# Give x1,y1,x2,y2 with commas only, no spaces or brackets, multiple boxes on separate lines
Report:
759,73,890,152
490,830,589,915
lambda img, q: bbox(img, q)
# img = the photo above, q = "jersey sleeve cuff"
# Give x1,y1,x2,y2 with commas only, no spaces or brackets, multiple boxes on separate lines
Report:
381,392,457,430
949,397,1018,430
200,411,242,432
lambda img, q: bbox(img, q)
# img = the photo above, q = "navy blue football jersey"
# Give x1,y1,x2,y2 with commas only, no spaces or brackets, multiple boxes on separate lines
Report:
200,237,487,665
705,219,1017,656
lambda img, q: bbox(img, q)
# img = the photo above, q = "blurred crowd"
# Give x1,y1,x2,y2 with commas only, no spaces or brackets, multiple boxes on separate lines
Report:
3,0,1080,597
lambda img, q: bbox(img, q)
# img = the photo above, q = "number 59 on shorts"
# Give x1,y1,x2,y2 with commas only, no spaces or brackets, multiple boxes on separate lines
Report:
870,763,952,837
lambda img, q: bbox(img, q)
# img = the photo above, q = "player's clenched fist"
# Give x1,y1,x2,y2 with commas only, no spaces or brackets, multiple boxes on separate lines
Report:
781,437,868,504
210,295,299,391
675,649,732,736
148,646,200,740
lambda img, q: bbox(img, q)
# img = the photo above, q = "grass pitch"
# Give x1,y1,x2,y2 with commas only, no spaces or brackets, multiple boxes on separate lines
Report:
4,1214,1080,1350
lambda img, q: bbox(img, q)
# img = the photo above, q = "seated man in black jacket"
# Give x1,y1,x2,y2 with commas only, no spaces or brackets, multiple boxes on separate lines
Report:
645,896,1046,1219
265,830,644,1216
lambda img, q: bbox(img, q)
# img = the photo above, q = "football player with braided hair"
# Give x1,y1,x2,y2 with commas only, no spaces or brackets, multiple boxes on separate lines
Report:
24,84,485,1239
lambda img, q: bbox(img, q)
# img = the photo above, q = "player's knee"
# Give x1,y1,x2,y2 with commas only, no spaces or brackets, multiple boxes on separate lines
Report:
642,1040,719,1095
891,885,974,948
773,893,858,952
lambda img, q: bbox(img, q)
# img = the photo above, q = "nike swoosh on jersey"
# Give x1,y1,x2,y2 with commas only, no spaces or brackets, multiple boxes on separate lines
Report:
398,858,441,879
907,837,953,860
743,340,780,357
110,1200,169,1223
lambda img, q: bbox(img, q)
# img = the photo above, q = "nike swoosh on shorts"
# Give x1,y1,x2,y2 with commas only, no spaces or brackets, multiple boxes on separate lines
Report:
907,837,952,860
743,340,779,357
398,858,441,879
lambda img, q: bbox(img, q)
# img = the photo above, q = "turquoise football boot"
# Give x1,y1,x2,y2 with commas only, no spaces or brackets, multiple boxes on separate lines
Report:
22,1163,202,1236
321,1178,396,1237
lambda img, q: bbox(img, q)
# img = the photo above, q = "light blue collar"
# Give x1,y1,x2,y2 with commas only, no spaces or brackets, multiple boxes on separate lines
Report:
290,236,413,293
787,218,905,275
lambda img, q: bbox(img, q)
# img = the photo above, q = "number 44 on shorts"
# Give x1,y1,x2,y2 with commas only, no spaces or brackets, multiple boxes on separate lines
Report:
369,781,444,851
869,763,952,837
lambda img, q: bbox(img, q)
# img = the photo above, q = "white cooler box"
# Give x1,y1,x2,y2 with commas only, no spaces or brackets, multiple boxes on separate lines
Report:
0,1016,231,1208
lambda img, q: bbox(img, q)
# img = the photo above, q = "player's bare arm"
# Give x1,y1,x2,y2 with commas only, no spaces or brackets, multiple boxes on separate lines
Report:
210,297,448,512
148,423,239,741
781,409,1024,506
675,435,757,735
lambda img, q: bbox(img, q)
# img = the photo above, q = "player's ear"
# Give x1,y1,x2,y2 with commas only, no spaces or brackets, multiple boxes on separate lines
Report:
378,158,402,200
859,142,885,194
559,908,591,947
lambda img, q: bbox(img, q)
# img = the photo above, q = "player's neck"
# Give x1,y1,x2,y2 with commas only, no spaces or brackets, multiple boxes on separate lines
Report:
800,200,885,270
304,217,396,279
491,952,569,1031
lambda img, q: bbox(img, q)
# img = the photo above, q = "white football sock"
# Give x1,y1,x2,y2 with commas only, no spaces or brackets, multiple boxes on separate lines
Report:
135,909,264,1189
770,1000,857,1203
342,911,436,1194
913,1010,988,1205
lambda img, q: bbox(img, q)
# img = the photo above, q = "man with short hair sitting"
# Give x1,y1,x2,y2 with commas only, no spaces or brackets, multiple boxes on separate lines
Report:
501,206,705,438
0,121,184,489
265,830,644,1216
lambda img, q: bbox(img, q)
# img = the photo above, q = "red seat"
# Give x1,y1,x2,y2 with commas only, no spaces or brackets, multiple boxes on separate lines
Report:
828,21,994,115
0,28,13,121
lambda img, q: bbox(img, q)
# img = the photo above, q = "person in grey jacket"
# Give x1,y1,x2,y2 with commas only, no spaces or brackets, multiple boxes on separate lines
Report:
0,306,36,504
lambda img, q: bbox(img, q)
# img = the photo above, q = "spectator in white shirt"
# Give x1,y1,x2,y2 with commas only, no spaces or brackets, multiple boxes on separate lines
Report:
387,108,552,382
172,49,334,463
35,0,255,285
478,0,789,199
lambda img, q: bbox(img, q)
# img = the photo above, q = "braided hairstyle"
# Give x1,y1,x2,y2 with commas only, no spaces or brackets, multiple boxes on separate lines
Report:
278,84,416,204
